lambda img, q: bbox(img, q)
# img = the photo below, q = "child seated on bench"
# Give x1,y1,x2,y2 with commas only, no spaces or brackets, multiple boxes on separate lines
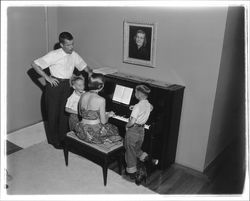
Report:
65,75,85,131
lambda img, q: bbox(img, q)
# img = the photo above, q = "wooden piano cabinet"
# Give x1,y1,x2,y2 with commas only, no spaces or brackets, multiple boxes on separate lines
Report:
103,72,185,170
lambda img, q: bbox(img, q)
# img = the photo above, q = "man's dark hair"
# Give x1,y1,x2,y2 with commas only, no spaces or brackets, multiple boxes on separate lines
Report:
59,32,73,44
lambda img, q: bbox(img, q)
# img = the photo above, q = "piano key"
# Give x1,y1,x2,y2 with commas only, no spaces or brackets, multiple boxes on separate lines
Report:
111,115,150,130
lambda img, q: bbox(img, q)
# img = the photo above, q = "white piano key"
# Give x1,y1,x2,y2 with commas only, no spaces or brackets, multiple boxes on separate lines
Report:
111,115,150,130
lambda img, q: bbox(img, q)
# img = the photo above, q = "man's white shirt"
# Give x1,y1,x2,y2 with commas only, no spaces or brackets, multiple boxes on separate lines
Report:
34,48,87,79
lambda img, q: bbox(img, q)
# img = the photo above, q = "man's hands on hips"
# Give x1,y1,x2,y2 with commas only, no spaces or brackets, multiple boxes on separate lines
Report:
46,76,60,87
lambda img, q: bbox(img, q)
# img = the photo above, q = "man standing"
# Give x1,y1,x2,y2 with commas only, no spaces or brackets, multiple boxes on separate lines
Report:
31,32,92,149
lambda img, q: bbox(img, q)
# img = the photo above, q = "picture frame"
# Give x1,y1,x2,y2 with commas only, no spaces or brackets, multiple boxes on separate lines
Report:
123,20,157,68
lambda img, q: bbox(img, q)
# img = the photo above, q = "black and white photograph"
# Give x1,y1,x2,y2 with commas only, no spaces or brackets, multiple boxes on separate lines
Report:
1,1,249,201
123,20,156,67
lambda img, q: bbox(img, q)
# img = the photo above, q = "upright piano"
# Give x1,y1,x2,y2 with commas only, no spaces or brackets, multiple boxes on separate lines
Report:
99,72,185,170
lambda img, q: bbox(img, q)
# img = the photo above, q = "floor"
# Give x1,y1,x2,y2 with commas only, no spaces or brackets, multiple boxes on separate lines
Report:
6,122,246,195
7,122,46,149
109,138,246,194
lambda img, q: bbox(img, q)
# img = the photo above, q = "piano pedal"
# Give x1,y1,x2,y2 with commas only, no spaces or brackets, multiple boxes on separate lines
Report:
141,155,158,166
152,159,159,165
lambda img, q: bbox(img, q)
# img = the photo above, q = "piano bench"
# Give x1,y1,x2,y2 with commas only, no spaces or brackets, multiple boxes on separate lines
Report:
63,131,125,186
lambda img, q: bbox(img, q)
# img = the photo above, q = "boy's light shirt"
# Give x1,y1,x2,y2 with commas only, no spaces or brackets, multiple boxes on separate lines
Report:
65,90,85,112
130,99,152,125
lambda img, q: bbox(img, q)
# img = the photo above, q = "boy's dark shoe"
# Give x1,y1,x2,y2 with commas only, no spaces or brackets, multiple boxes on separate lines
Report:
125,171,136,180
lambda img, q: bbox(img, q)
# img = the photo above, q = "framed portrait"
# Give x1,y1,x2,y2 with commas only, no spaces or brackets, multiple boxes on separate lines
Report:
123,20,157,68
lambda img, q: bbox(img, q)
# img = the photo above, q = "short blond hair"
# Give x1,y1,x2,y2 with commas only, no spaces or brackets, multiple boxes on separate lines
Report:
70,75,84,87
136,84,151,97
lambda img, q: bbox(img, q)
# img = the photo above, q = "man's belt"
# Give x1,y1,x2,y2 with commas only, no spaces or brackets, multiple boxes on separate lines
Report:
51,76,70,82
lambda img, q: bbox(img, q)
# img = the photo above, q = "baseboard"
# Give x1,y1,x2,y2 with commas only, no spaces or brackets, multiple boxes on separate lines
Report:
173,163,209,181
7,121,44,134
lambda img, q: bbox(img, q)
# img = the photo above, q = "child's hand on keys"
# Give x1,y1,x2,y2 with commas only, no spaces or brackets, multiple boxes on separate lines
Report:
107,111,115,117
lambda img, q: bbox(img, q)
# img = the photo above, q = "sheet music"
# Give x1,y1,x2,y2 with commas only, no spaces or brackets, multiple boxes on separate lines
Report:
112,85,133,105
93,67,118,75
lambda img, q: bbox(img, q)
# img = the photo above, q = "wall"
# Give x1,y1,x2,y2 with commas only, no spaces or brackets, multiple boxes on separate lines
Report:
57,7,228,171
47,7,58,51
204,7,245,169
7,7,47,132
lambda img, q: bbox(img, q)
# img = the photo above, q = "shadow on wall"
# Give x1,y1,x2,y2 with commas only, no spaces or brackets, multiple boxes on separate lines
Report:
27,43,61,122
205,7,245,194
27,68,48,122
26,42,62,141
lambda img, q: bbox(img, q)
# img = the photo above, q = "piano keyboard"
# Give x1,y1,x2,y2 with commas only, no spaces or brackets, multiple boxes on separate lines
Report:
111,115,150,130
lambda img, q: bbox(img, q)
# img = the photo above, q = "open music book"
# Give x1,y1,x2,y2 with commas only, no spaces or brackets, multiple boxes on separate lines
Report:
112,84,133,105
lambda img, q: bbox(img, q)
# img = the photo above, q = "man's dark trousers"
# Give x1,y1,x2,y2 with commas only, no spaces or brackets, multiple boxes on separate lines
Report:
45,79,71,147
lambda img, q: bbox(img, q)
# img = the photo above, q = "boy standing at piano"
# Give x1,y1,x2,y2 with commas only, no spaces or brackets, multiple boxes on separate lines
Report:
124,84,153,179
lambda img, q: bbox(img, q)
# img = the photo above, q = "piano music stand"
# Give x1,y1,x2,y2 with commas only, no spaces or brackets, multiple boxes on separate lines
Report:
63,131,125,186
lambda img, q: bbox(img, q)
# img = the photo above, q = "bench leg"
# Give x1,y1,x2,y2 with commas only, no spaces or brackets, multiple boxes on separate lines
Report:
102,157,108,186
117,153,123,175
63,145,69,166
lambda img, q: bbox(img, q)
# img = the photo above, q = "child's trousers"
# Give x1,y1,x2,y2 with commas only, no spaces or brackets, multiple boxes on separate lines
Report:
124,125,145,173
